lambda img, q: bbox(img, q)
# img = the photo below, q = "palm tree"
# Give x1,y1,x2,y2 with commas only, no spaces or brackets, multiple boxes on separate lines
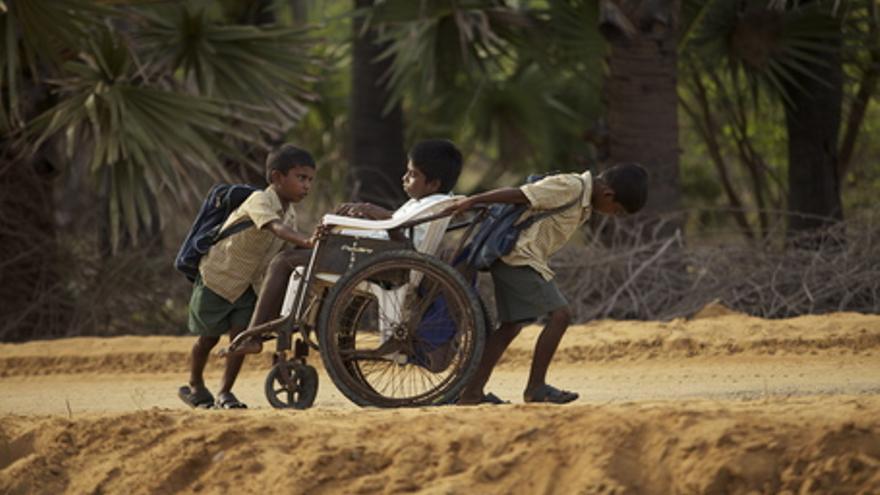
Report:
362,0,606,185
598,0,683,230
680,0,878,243
0,0,319,338
349,0,407,209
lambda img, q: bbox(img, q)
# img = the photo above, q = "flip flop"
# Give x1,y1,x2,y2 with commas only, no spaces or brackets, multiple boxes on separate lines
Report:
178,385,215,409
216,392,248,409
481,392,510,405
524,384,579,404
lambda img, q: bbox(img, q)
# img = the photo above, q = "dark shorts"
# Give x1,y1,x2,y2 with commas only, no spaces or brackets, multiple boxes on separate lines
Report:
489,261,567,324
187,275,257,337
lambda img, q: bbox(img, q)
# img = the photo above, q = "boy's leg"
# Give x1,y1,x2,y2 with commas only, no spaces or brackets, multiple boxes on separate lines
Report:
458,321,523,404
219,326,247,395
215,291,259,408
250,248,312,327
182,276,230,407
189,335,220,389
524,306,572,398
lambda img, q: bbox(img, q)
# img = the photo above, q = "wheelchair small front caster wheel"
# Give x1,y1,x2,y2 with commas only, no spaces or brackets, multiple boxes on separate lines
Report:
264,361,318,409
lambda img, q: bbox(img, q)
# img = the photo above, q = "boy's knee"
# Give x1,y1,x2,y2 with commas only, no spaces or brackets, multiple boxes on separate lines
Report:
269,248,310,273
268,251,292,272
195,336,220,351
549,307,572,327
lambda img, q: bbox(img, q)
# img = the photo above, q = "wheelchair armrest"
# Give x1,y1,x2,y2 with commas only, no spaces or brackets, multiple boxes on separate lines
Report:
321,214,402,230
321,195,463,231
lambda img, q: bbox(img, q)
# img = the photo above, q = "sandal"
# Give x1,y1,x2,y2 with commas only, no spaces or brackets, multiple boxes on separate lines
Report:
481,392,510,405
524,384,579,404
178,385,215,409
215,391,248,409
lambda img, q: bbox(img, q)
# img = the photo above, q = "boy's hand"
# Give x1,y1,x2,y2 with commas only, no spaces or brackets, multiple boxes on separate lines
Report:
311,224,332,243
335,202,391,220
335,202,359,215
301,224,332,249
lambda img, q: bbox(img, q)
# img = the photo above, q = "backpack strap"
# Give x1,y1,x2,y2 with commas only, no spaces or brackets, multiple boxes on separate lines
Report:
212,185,257,244
514,175,586,231
214,219,254,244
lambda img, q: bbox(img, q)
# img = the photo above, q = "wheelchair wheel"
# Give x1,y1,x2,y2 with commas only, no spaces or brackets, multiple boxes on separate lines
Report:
317,250,486,407
264,360,318,409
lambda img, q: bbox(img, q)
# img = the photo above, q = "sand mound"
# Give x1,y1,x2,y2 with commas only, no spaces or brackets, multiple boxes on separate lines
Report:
2,313,878,377
691,300,741,319
2,313,880,493
1,397,878,495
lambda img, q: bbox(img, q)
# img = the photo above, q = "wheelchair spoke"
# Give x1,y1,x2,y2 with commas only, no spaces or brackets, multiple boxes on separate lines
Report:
318,250,485,407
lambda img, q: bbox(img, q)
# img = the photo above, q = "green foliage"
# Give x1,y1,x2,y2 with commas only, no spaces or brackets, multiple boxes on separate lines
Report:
0,0,112,129
355,0,604,187
684,0,843,107
3,0,322,250
680,0,879,238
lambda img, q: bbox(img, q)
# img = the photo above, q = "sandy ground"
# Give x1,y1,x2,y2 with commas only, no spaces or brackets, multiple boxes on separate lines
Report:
1,306,879,494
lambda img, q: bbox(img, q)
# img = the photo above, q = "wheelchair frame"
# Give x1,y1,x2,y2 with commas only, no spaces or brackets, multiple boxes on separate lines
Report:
228,207,488,409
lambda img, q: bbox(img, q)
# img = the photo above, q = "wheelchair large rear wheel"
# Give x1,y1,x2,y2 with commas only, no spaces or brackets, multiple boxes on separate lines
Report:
317,250,485,407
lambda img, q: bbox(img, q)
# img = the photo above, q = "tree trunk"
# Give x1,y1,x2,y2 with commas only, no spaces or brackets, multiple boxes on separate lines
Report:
289,0,308,26
784,31,844,244
350,0,407,209
599,0,681,236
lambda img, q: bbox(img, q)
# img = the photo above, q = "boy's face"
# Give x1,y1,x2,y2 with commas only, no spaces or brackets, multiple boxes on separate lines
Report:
592,183,627,216
272,164,315,203
402,161,441,199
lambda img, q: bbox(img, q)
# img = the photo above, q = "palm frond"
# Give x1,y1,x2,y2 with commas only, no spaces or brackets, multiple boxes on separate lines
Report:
134,4,321,136
0,0,112,127
685,0,842,106
366,0,521,112
523,0,604,80
26,29,256,249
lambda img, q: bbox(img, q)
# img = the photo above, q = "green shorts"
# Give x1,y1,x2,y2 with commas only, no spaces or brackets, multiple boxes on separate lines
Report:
187,275,257,337
490,261,568,324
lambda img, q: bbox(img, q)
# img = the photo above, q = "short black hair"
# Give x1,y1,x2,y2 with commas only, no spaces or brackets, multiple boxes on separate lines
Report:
408,139,463,193
266,144,316,182
602,162,648,214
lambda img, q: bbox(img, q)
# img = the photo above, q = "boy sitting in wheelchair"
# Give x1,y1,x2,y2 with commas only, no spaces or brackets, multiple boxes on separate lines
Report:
236,139,464,359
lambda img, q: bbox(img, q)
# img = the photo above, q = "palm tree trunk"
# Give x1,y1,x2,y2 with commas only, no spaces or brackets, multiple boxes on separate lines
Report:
600,0,682,236
784,34,844,243
289,0,308,26
350,0,407,209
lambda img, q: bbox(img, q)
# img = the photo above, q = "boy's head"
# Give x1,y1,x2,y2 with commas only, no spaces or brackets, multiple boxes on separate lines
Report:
402,139,463,199
266,144,316,203
593,162,648,215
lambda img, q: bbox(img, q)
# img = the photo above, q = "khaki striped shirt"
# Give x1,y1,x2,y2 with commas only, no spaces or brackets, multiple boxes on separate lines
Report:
199,187,298,303
501,172,593,280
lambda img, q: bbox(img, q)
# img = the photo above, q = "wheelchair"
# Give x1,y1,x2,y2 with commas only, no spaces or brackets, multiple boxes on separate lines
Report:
227,196,488,409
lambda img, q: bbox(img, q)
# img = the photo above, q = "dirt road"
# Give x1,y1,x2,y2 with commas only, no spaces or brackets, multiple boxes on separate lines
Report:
2,308,879,494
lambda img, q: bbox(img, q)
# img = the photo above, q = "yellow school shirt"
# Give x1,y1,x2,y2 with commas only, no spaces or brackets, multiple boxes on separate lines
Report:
199,187,298,303
500,171,593,281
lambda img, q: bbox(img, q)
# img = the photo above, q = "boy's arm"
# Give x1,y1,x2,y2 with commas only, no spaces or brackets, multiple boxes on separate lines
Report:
264,220,316,249
445,187,529,216
336,202,393,220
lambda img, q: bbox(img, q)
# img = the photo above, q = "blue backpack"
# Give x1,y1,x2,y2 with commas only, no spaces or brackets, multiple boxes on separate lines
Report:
465,173,584,271
174,184,259,282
